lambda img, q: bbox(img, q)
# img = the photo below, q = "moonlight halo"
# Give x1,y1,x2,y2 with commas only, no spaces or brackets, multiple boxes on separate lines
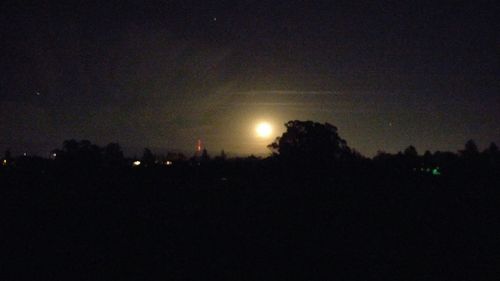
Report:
256,122,273,139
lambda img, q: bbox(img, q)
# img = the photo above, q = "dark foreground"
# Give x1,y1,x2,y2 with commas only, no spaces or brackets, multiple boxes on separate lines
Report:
1,162,499,280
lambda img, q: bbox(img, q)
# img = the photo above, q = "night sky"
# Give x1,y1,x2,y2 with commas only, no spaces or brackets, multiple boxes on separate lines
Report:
1,0,498,157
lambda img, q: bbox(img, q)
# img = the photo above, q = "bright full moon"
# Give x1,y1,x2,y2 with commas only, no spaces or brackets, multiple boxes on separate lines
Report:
256,122,273,138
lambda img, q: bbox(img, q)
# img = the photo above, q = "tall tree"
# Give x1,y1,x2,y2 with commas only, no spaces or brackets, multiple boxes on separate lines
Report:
460,139,479,158
142,148,156,167
201,149,210,162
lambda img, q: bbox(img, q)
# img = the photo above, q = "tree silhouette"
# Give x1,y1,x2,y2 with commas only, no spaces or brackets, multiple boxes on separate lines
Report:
214,150,227,162
78,140,102,164
201,148,210,162
460,139,479,158
268,120,352,165
485,142,498,155
403,145,418,158
103,143,124,167
484,142,499,167
402,145,419,168
57,140,99,161
62,139,79,156
219,150,226,160
51,140,103,171
142,148,156,167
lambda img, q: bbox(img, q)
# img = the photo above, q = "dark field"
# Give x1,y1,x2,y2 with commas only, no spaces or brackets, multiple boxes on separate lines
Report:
2,160,499,280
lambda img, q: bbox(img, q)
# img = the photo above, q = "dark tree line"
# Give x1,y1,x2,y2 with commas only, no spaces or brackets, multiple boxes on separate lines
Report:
50,140,126,169
267,120,499,178
2,121,499,178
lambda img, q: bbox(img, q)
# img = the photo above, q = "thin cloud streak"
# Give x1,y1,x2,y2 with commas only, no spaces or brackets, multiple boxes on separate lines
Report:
231,90,338,96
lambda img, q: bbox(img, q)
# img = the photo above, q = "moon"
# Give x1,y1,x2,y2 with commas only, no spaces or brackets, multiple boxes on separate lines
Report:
256,122,273,138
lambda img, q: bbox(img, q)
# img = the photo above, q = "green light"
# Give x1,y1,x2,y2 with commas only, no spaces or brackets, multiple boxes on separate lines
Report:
432,167,441,176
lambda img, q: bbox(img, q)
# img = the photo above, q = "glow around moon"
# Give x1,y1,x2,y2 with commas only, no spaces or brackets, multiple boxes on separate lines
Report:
256,122,273,138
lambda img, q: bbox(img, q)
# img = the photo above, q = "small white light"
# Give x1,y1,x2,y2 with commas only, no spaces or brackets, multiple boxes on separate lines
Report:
165,161,173,166
133,160,141,166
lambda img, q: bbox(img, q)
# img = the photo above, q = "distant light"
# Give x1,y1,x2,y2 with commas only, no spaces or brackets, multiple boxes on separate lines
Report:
2,159,7,166
133,160,141,166
23,152,27,156
197,139,202,152
165,160,173,166
213,17,217,21
53,153,57,157
432,167,441,176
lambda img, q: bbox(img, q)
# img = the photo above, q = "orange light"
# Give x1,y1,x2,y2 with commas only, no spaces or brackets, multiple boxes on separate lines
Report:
197,139,202,152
